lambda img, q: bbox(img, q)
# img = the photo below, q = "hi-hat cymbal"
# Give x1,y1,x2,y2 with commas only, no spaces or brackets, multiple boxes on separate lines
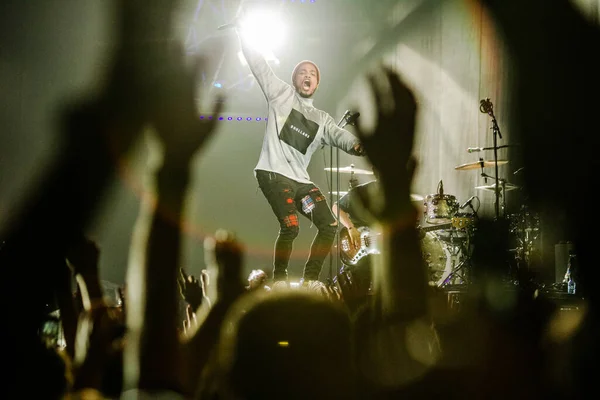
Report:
455,160,509,171
323,166,374,175
475,182,520,192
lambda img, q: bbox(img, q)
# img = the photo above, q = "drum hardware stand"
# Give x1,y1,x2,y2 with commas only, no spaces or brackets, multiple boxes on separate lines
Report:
437,230,472,287
480,172,509,217
511,208,539,269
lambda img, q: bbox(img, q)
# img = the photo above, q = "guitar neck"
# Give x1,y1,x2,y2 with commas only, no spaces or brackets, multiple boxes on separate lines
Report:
342,222,453,237
418,222,453,233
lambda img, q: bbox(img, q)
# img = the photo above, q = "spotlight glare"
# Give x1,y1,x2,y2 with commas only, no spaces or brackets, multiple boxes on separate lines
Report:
239,10,286,54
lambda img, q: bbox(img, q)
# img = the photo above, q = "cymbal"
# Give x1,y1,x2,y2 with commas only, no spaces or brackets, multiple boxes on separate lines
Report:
329,191,423,202
323,166,374,175
411,194,424,202
455,160,509,171
475,182,520,192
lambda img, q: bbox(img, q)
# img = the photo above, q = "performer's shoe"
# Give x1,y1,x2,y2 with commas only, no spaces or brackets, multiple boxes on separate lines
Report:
300,279,326,293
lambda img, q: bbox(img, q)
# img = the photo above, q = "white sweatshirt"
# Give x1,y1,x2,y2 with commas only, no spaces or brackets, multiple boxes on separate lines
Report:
240,40,360,184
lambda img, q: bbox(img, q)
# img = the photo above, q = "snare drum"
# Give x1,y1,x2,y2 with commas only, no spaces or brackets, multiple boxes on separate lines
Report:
424,194,459,224
452,212,475,230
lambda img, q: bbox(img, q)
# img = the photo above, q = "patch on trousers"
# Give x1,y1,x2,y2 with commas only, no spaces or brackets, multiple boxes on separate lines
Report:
283,214,299,227
301,195,315,214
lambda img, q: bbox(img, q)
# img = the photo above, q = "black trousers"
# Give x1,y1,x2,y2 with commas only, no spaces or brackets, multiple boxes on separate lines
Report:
256,170,337,281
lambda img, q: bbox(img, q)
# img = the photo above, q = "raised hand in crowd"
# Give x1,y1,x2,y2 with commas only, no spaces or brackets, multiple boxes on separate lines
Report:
123,43,225,400
66,236,126,398
181,229,246,396
208,230,246,305
348,66,440,395
352,67,425,317
0,5,160,388
178,268,211,312
353,69,418,217
182,304,198,336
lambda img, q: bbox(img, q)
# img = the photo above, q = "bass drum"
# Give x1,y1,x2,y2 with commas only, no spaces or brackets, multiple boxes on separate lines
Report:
420,232,449,286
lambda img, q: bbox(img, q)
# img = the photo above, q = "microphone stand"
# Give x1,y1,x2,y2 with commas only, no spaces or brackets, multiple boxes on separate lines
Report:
328,111,352,282
482,101,503,220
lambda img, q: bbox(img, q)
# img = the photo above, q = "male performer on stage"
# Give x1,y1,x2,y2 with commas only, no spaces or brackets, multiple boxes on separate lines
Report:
235,29,364,290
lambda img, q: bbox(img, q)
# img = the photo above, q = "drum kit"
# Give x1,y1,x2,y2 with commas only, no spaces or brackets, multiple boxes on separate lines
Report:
325,154,539,290
420,160,540,287
420,98,541,287
322,98,541,301
421,179,478,287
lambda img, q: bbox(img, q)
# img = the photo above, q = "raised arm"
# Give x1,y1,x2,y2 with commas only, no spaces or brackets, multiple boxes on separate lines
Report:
124,49,224,395
347,66,434,391
348,67,423,320
236,30,290,102
68,237,125,395
322,115,364,156
181,230,246,396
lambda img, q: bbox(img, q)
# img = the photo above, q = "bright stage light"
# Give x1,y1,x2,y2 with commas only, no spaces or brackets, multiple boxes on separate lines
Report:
239,9,286,56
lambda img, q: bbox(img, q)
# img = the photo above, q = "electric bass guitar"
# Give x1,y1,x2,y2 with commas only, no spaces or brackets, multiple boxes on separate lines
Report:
339,222,453,266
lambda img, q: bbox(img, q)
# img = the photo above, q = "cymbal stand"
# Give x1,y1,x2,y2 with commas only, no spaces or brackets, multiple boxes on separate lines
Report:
480,99,503,220
480,172,508,217
328,111,359,279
